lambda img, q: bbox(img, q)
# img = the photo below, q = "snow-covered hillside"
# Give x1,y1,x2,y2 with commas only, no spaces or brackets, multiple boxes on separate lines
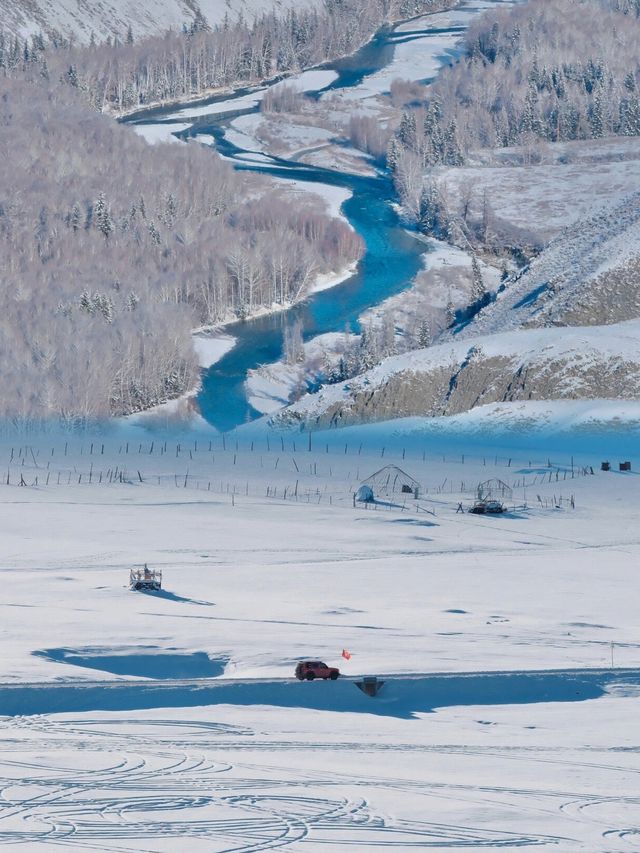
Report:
276,139,640,430
1,0,314,42
280,320,640,427
435,137,640,247
455,188,640,337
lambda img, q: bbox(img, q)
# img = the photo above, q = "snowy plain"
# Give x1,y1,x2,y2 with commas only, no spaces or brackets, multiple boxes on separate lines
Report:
435,137,640,243
0,419,639,849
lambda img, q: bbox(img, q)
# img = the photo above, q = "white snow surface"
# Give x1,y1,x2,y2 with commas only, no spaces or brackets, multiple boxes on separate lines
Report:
1,0,318,42
10,424,639,681
270,177,353,226
192,330,236,369
228,112,336,157
309,261,358,293
453,186,640,340
438,137,640,243
131,122,191,145
0,423,639,848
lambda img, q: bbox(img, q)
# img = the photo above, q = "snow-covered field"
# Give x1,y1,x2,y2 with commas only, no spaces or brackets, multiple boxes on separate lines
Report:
1,421,639,848
435,136,640,244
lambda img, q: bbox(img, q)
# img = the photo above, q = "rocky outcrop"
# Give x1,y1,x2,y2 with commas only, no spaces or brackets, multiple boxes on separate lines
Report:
278,323,640,429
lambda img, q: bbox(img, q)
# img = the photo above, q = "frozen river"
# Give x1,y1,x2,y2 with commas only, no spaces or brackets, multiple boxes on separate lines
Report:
127,2,517,431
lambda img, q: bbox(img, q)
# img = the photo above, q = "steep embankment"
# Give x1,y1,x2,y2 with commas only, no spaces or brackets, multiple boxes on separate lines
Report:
454,188,640,337
0,0,313,41
280,321,640,428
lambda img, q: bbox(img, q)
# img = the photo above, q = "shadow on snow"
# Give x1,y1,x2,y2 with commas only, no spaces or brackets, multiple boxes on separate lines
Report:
5,667,639,719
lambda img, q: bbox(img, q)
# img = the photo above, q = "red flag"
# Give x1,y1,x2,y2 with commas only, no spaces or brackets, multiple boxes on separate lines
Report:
341,649,352,660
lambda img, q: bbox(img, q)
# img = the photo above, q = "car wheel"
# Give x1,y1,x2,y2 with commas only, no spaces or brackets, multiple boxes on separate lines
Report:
305,672,315,680
330,672,338,680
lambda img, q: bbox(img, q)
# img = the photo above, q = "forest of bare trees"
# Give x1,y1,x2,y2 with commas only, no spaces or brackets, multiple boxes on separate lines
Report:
0,0,455,114
389,0,640,220
0,70,361,424
0,0,461,426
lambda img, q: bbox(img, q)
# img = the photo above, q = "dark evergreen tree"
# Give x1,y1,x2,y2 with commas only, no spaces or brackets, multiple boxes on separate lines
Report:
471,254,486,301
417,319,431,348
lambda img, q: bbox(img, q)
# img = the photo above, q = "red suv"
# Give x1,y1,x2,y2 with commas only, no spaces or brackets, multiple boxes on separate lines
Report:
295,661,340,681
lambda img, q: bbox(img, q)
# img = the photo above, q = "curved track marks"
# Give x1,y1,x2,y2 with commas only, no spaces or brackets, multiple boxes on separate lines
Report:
0,714,596,850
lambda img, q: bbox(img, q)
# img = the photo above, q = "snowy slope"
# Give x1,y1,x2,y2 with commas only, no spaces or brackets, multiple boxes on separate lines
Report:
457,189,640,338
278,174,640,430
436,137,640,246
280,319,640,427
1,0,316,42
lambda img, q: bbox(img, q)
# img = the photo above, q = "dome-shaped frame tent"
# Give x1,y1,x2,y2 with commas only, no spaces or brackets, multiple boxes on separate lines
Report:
475,479,513,502
360,465,421,500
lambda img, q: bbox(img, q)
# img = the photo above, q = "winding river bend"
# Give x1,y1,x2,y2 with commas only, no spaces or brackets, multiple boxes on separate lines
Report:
127,2,513,432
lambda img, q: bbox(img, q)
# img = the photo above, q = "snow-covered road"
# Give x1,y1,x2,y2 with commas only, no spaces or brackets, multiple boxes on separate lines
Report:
2,666,636,716
1,675,639,850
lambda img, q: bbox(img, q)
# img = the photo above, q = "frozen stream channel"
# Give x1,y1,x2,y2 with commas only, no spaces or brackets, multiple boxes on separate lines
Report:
127,1,518,431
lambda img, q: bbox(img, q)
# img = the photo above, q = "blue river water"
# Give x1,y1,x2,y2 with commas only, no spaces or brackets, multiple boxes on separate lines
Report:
126,6,489,432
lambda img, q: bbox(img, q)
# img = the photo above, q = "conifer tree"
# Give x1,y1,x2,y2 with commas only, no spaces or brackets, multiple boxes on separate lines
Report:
94,192,114,239
471,254,486,301
445,297,456,328
417,319,431,348
397,111,417,151
66,64,79,87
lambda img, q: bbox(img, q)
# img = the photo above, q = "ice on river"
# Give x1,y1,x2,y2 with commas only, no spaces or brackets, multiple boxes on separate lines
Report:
131,122,191,145
331,1,520,104
162,68,338,123
192,331,236,369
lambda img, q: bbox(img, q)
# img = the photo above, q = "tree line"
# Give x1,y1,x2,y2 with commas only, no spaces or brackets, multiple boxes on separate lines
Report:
0,71,361,425
0,0,455,114
388,0,640,222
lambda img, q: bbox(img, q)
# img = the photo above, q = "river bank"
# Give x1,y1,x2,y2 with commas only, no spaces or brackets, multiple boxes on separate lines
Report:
244,238,503,417
124,0,518,433
115,0,459,123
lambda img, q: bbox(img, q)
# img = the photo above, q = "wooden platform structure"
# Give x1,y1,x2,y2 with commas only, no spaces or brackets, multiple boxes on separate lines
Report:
129,564,162,591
